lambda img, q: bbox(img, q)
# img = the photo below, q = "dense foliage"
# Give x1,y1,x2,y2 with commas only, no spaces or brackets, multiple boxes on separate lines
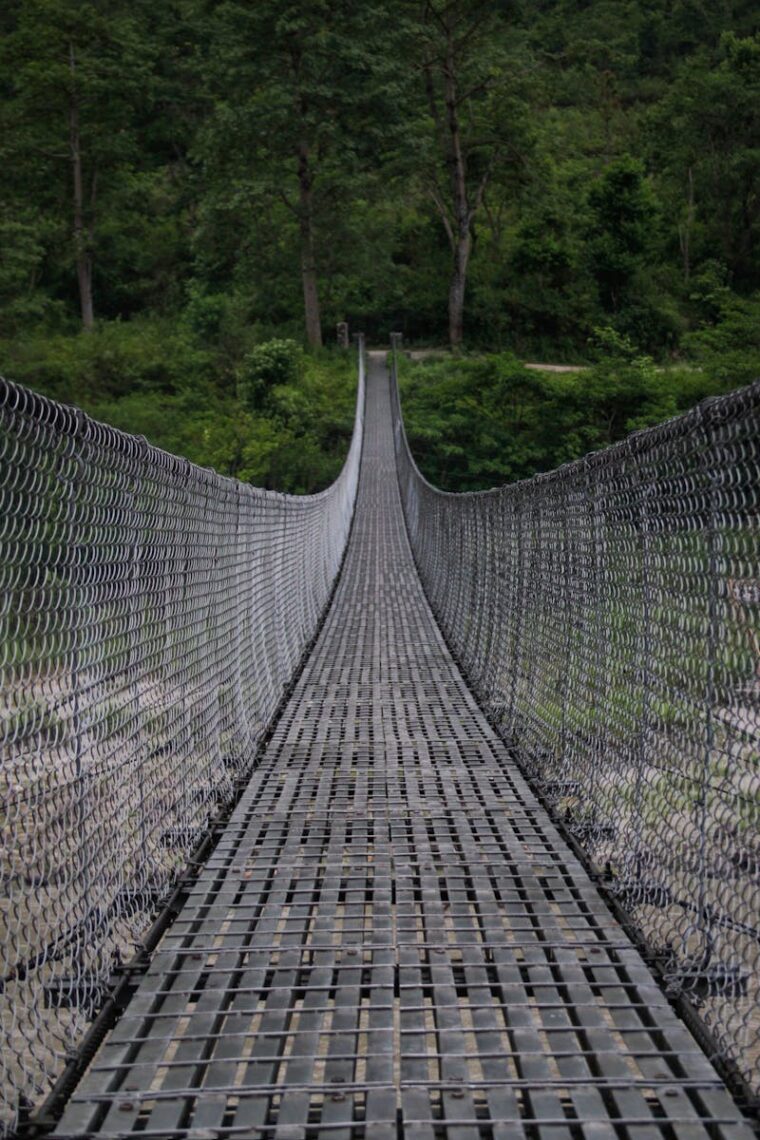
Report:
1,0,759,490
398,338,735,490
1,324,356,492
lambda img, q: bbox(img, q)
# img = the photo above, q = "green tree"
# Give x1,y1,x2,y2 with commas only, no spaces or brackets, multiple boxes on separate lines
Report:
0,0,158,329
586,156,659,314
411,0,531,349
237,339,302,413
2,0,760,417
197,0,406,348
650,32,760,291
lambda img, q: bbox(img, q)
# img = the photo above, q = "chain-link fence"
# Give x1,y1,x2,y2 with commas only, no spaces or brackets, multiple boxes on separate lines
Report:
0,348,364,1133
391,346,760,1100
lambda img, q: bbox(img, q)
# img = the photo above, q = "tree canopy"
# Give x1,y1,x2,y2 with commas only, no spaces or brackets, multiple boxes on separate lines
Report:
1,0,759,489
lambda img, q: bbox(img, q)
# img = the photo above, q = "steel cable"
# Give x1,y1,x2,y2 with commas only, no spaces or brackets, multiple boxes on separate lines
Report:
0,346,365,1132
390,345,760,1100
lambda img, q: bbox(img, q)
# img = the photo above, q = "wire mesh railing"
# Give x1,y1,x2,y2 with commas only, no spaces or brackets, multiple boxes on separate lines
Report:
0,345,365,1133
391,344,760,1101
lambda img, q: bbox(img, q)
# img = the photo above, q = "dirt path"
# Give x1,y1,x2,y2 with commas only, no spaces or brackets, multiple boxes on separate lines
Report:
404,349,588,371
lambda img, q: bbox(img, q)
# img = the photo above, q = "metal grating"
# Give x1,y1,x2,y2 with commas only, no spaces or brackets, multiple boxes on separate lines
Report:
49,355,754,1138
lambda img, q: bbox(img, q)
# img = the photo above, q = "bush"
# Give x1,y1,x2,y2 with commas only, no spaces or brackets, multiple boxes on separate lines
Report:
1,319,359,495
398,338,752,491
237,339,303,412
682,289,760,387
399,353,550,489
0,318,212,405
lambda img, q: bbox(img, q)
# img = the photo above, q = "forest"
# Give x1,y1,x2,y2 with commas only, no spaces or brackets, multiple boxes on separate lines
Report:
1,0,759,491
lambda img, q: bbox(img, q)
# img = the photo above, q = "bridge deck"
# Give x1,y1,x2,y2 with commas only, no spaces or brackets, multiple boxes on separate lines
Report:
53,355,753,1138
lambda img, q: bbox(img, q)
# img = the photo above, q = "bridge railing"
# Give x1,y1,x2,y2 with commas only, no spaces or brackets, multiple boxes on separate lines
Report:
391,344,760,1101
0,343,365,1131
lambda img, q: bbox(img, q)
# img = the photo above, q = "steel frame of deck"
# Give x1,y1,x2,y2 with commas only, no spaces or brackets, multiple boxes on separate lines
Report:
52,355,755,1139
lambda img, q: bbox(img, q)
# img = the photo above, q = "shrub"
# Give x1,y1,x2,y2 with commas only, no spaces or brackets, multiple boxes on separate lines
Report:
682,290,760,388
237,339,303,412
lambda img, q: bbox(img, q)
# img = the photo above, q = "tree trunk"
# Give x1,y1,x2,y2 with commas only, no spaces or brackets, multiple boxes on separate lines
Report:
423,3,501,350
679,165,695,284
444,36,471,351
297,141,322,349
449,231,471,351
69,44,94,331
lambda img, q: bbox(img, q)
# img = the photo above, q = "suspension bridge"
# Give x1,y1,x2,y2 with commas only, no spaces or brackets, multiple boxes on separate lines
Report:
1,346,759,1137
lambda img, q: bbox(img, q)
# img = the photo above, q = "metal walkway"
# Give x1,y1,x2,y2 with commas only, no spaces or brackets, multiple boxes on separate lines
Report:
53,355,754,1138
